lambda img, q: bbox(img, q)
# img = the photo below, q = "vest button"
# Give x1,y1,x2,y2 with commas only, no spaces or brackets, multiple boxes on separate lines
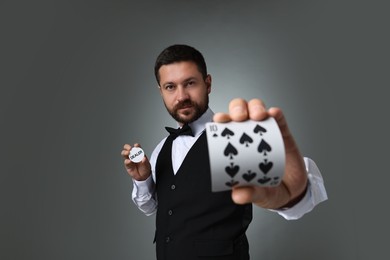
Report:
168,209,173,216
165,236,171,243
171,184,176,190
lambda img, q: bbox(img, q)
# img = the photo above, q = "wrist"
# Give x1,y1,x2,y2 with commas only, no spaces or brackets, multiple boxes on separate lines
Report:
278,184,308,210
133,173,152,182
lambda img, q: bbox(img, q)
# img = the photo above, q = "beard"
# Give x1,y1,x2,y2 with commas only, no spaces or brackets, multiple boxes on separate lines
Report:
165,96,209,124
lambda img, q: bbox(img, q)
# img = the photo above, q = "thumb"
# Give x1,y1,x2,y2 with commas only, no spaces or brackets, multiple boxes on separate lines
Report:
231,186,258,205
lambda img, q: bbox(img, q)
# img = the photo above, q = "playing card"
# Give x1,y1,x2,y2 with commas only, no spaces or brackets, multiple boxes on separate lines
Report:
205,118,285,192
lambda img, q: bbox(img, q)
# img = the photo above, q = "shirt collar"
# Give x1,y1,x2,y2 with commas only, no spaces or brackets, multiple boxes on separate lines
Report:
173,107,214,137
189,107,214,137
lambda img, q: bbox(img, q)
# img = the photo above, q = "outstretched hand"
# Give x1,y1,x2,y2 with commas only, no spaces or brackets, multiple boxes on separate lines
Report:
213,98,308,209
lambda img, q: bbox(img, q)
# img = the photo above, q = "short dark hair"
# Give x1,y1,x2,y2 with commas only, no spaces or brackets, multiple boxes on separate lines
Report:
154,44,208,85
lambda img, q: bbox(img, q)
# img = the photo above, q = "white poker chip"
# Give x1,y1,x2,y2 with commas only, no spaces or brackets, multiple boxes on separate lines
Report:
129,147,145,163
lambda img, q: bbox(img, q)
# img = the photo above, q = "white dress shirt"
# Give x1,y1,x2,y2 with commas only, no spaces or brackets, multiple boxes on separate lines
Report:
132,108,328,220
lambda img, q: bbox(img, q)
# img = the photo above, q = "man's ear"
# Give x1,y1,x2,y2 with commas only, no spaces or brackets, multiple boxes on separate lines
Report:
205,74,212,93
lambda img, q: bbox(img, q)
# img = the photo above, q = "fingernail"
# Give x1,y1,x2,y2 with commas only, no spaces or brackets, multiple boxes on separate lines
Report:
232,106,244,114
252,104,262,111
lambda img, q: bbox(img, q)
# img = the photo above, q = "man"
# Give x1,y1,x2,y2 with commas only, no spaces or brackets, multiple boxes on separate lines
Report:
121,44,327,260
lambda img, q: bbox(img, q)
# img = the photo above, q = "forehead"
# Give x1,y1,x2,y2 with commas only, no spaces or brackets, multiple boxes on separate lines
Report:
158,61,202,84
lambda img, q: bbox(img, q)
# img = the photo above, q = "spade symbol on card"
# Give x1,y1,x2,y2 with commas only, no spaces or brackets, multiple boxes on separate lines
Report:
258,139,272,155
254,124,267,135
225,163,240,178
225,180,239,187
239,133,253,147
242,170,257,182
213,133,218,137
224,142,238,159
258,176,271,184
259,159,273,174
221,128,234,139
270,177,280,185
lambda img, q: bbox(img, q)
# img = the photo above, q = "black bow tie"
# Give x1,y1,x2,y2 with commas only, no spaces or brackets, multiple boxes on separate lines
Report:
165,124,194,139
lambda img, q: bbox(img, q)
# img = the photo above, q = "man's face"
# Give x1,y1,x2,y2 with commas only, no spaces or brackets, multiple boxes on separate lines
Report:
158,61,211,125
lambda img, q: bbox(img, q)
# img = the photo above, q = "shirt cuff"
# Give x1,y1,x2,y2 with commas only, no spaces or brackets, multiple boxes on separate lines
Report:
271,157,328,220
132,175,155,195
131,175,157,216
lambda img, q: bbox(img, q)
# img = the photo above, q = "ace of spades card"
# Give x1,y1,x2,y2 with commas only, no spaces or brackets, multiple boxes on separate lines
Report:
205,118,285,192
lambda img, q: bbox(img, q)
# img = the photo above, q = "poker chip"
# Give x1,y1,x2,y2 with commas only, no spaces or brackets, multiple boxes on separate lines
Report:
129,147,144,163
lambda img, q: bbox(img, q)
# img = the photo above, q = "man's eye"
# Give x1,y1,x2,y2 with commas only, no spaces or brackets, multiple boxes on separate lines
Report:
186,81,195,87
165,85,174,91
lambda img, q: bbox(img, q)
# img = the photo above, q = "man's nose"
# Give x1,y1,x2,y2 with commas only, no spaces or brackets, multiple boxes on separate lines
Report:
176,86,189,102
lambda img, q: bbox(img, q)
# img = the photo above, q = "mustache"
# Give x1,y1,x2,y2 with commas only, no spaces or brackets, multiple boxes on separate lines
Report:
174,100,194,110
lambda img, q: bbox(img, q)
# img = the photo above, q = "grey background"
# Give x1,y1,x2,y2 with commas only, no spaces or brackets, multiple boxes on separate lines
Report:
1,0,389,259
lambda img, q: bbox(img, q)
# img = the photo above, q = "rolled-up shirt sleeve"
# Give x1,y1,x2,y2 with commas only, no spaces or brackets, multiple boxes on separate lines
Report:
271,157,328,220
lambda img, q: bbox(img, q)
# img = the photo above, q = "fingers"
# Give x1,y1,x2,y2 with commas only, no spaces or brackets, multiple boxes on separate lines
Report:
121,144,131,159
268,107,287,135
121,143,152,181
268,107,296,153
213,98,269,123
213,98,249,123
231,186,273,207
231,186,257,205
229,98,248,121
122,143,142,155
231,185,291,209
213,112,231,123
248,99,268,121
121,143,143,168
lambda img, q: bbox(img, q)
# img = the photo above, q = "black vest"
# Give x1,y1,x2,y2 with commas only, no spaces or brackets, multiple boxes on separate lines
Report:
155,132,252,260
